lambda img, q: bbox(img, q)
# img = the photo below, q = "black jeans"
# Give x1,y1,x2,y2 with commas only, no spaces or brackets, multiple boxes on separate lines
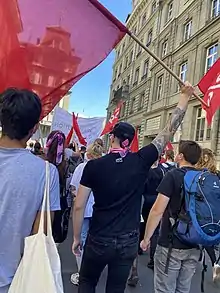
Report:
78,231,139,293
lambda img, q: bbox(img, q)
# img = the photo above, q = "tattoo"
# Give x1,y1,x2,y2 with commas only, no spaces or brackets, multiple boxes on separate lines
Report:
152,106,186,155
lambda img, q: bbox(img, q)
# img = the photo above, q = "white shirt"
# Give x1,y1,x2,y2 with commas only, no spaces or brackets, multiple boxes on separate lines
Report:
70,162,94,218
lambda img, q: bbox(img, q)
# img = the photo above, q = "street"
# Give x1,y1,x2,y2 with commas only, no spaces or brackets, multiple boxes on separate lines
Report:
59,228,220,293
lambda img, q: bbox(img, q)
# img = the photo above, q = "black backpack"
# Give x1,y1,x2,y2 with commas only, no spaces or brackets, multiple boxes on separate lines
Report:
68,156,83,174
159,162,176,176
52,164,71,244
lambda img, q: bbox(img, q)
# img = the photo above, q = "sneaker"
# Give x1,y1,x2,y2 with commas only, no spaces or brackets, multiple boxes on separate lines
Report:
213,264,220,283
127,274,139,287
147,259,154,270
71,272,79,286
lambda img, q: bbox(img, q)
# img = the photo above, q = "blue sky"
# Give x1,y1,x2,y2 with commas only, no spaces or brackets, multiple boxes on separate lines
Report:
69,0,132,118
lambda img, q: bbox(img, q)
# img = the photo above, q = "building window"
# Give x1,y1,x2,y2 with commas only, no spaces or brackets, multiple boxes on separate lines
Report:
146,29,153,47
167,1,173,22
162,40,168,57
138,92,145,110
179,62,188,82
124,56,128,70
118,64,122,77
130,98,136,114
48,76,55,87
195,107,212,141
34,72,42,85
129,50,133,65
206,43,218,72
142,13,147,26
137,39,143,57
155,75,163,101
152,1,157,13
127,75,130,84
184,20,192,41
211,0,220,18
133,67,140,86
142,59,149,79
120,102,126,117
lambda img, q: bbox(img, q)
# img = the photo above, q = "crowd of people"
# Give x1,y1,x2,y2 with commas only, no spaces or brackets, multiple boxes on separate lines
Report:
0,83,220,293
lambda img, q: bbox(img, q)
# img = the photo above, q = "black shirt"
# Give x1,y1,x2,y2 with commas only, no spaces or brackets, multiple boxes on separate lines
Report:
157,167,197,249
80,144,158,237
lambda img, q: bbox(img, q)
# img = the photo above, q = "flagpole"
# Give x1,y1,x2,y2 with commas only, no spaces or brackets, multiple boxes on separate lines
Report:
129,33,209,108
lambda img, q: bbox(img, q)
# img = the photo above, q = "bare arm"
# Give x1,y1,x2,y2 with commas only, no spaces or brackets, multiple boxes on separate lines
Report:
32,212,54,234
73,185,91,242
152,82,194,156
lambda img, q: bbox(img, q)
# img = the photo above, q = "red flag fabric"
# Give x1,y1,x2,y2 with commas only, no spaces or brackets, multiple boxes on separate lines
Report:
66,126,74,146
130,128,139,153
198,59,220,125
1,0,128,119
165,141,174,151
72,113,87,146
101,102,123,136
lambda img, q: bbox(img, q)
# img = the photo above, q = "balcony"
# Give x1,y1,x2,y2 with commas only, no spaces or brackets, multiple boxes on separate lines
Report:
111,84,129,104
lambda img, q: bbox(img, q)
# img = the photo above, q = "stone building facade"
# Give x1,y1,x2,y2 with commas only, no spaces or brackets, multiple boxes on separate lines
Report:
107,0,220,166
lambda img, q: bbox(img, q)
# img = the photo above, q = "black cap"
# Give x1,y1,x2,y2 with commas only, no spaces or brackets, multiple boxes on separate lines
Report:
111,122,135,144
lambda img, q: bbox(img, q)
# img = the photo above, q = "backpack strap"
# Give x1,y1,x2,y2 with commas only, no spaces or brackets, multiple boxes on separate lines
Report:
164,168,188,274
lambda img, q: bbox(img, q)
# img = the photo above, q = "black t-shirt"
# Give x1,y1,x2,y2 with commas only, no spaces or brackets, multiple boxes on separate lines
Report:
157,167,197,249
80,144,158,237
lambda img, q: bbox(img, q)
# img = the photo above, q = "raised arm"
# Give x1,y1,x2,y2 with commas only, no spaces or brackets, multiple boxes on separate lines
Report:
152,82,194,156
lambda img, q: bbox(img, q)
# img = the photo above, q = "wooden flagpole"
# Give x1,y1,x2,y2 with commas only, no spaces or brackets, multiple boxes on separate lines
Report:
129,33,209,108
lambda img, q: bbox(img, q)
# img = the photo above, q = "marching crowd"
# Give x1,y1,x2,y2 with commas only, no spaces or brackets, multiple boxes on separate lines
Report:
0,83,220,293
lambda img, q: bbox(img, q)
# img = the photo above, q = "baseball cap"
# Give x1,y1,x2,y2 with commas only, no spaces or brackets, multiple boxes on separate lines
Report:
111,122,135,144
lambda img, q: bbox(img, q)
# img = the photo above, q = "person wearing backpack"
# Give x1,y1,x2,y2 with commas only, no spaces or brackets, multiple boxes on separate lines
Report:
46,130,71,244
196,148,220,283
141,140,202,293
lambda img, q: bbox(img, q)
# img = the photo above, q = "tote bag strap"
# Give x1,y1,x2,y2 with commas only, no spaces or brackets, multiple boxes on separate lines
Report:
39,161,53,236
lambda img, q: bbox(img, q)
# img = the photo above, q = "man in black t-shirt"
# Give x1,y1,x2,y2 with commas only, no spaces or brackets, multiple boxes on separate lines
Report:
141,140,202,293
72,83,194,293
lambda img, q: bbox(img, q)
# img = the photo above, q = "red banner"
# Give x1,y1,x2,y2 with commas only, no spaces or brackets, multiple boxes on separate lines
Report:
101,103,123,136
1,0,128,119
198,59,220,125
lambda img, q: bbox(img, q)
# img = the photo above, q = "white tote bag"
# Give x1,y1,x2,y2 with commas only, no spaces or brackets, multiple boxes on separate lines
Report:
8,162,64,293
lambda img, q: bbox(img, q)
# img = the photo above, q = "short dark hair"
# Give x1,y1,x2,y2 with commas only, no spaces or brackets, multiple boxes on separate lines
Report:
179,140,202,165
166,150,174,161
80,146,86,152
0,88,42,140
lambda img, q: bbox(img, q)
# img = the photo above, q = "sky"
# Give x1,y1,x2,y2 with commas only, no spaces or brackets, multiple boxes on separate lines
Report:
69,0,132,118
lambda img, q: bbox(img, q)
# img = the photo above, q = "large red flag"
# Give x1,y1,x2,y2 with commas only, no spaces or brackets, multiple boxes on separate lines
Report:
198,59,220,125
101,102,123,136
130,128,139,152
72,113,87,146
1,0,128,119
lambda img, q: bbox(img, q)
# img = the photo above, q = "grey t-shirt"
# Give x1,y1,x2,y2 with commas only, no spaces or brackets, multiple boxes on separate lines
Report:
0,147,60,290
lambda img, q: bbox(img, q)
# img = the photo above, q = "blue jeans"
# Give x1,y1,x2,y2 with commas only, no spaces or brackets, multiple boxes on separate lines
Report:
81,218,91,246
79,231,139,293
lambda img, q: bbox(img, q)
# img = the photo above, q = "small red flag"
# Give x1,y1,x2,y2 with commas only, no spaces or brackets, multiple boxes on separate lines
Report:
130,128,139,153
101,102,123,136
2,0,128,119
165,141,174,151
66,126,74,146
72,113,87,146
198,59,220,125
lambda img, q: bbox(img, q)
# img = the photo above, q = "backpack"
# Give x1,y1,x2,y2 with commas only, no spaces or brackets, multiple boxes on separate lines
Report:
68,156,83,174
159,162,176,176
52,164,71,244
174,169,220,247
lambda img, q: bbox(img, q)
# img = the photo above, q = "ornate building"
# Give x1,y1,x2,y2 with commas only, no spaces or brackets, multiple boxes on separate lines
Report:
107,0,220,166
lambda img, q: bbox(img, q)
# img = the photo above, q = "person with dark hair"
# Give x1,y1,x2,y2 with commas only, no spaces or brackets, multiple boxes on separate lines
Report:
0,88,60,293
80,146,87,160
72,83,194,293
46,130,71,244
141,140,202,293
32,141,43,156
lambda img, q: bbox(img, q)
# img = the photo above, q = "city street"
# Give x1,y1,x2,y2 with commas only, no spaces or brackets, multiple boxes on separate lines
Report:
59,227,220,293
